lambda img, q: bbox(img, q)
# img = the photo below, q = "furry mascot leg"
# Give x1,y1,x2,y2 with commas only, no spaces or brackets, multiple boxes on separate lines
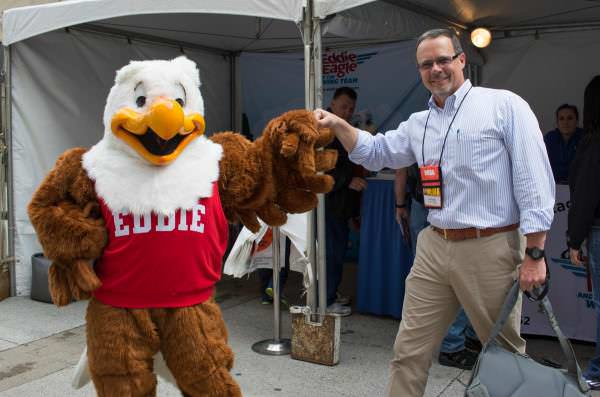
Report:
86,299,160,397
155,300,242,397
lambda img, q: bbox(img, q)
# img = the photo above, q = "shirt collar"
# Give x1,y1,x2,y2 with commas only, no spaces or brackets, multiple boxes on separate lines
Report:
428,79,473,111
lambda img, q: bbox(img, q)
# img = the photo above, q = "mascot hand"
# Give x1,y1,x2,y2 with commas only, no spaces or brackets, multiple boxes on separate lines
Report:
263,109,338,214
49,259,102,307
42,200,107,263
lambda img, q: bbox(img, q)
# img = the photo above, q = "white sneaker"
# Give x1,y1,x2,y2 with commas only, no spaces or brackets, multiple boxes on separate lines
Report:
326,302,351,316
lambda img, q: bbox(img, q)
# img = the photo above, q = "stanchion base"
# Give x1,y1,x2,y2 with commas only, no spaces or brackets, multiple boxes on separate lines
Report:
252,339,291,356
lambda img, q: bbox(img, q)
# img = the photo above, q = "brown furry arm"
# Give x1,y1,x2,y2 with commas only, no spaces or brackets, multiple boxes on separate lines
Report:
209,132,273,232
28,148,107,264
210,110,338,233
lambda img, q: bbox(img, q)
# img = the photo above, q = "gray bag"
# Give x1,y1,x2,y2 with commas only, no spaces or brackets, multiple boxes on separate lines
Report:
466,280,590,397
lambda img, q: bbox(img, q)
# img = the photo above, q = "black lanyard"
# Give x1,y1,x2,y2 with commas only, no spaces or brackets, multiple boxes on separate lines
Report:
421,86,473,165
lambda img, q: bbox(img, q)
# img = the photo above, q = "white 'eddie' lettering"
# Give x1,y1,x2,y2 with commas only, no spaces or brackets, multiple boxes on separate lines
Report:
112,204,206,237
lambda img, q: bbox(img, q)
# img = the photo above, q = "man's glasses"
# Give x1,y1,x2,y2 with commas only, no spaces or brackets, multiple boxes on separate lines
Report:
417,52,462,71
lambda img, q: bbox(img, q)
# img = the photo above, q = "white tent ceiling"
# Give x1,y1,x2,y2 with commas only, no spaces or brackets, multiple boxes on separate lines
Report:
0,0,62,41
5,0,600,51
384,0,600,29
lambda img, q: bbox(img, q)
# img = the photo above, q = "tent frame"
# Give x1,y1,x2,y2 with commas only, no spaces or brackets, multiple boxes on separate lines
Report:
1,45,14,296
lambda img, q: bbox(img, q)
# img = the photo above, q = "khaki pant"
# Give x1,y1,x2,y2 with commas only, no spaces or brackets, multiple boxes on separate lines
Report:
386,226,526,397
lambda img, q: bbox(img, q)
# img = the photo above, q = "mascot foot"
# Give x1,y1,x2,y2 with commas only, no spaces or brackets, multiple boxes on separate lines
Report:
90,371,157,397
180,367,242,397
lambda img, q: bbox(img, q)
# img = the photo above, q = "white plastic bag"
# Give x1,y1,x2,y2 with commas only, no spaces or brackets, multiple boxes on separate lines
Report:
223,212,310,277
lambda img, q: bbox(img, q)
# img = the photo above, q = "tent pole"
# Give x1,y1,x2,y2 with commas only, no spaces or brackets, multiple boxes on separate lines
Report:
303,0,318,315
230,53,242,132
312,18,327,317
1,45,15,297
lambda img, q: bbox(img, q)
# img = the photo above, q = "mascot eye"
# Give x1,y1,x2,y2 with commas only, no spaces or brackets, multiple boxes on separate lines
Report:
175,98,185,107
136,96,146,107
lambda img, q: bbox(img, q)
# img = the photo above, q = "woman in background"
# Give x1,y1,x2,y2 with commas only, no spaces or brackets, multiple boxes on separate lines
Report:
568,75,600,390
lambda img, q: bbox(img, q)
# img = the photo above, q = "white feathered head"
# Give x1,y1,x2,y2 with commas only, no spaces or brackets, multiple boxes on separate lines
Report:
102,56,206,165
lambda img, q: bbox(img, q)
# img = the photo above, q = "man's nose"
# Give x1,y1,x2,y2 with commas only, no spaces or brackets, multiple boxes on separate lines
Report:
431,62,444,73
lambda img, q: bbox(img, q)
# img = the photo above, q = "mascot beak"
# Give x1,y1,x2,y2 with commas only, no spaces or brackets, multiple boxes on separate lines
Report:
111,98,206,165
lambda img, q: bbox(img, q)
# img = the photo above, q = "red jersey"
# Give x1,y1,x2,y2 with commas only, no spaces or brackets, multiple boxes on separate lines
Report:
93,183,228,308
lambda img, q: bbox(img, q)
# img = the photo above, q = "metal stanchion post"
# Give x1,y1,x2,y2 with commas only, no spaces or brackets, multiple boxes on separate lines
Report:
252,226,291,355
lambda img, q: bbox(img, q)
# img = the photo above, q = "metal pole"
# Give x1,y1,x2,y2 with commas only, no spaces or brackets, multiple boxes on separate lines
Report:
312,18,327,316
231,53,242,132
1,46,15,297
271,227,282,341
251,227,291,355
302,0,318,314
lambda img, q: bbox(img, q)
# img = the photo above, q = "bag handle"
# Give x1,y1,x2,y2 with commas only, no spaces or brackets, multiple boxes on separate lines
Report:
538,294,589,392
485,279,589,393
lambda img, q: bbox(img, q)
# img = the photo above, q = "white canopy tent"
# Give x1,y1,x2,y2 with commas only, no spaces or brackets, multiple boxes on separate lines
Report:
2,0,600,296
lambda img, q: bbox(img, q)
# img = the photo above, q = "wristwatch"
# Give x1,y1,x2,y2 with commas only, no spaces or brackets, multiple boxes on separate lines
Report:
525,247,545,260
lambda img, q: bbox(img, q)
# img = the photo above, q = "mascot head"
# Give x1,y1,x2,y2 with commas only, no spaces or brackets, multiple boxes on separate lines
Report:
103,56,206,166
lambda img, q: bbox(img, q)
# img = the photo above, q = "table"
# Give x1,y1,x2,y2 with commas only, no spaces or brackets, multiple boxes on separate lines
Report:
356,178,413,318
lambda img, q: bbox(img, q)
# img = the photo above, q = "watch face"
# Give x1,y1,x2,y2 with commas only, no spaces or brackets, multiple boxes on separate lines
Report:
527,247,544,260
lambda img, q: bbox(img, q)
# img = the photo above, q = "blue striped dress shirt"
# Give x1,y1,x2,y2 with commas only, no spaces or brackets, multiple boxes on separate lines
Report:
349,80,555,234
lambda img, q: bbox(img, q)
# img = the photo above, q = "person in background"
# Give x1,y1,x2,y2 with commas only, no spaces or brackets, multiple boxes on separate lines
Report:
544,104,584,183
325,87,368,316
257,236,291,306
568,75,600,390
395,166,480,370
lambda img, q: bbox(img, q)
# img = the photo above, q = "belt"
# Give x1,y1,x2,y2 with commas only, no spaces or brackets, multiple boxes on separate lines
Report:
431,223,519,241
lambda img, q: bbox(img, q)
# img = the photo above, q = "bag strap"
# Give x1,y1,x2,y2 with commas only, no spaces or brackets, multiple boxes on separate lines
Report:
485,280,521,346
485,280,589,393
538,295,589,392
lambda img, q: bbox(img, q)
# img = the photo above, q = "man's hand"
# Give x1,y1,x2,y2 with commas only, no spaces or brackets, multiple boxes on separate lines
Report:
520,231,547,292
314,108,342,129
313,108,358,153
519,256,547,292
349,177,367,191
570,248,584,266
395,206,409,225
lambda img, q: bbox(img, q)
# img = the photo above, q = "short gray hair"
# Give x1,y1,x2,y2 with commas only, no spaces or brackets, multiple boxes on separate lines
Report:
416,28,463,54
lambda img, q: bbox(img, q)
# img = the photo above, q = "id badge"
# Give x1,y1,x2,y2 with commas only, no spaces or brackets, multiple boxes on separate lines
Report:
420,165,443,209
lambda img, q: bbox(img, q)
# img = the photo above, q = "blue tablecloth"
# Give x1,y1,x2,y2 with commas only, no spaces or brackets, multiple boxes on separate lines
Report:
357,179,413,319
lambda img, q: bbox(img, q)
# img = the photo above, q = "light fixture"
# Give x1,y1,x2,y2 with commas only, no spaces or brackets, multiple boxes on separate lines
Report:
471,27,492,48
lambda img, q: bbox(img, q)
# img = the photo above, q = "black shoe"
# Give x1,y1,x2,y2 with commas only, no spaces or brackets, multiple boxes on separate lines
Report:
438,349,478,370
465,337,482,353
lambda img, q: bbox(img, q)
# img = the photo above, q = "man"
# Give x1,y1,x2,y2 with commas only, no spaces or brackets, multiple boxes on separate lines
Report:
544,103,583,183
395,166,480,370
324,87,368,316
315,29,554,396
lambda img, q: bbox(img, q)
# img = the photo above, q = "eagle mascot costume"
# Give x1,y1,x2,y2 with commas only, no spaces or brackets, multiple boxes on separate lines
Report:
27,56,336,397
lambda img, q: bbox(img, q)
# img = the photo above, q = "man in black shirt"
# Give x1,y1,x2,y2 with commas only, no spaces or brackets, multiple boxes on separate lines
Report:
325,87,367,316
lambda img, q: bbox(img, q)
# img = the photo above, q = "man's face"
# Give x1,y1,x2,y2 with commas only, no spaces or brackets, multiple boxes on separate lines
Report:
330,94,356,122
557,108,577,137
416,36,466,103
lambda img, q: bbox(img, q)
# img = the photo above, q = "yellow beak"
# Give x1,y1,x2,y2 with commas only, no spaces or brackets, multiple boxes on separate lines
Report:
111,98,205,165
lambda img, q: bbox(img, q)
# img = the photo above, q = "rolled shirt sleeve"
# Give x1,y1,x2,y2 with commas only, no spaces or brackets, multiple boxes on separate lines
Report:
502,93,555,234
349,125,417,171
